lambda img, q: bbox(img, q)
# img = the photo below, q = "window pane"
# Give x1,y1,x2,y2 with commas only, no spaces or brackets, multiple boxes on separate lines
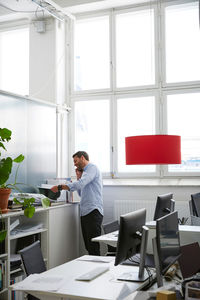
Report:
0,28,29,95
117,96,155,172
75,100,110,172
74,16,110,91
116,9,155,88
165,2,200,83
168,93,200,172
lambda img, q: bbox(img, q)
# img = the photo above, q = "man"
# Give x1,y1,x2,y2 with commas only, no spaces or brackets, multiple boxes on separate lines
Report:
51,151,103,255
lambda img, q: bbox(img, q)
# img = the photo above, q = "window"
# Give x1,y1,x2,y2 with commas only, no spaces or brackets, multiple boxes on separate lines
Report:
74,99,110,172
117,96,155,173
74,16,110,91
116,8,155,88
0,27,29,95
165,1,200,83
71,0,200,177
167,92,200,173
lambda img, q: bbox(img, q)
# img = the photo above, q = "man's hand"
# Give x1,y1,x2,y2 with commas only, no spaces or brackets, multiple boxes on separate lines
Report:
75,168,83,180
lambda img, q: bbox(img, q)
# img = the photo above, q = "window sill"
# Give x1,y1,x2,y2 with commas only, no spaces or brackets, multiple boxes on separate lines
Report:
103,178,200,187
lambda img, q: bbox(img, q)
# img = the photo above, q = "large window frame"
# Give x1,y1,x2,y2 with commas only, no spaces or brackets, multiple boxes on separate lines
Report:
69,0,200,178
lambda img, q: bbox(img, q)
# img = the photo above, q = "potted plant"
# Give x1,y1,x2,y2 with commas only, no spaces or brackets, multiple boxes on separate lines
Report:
0,127,36,217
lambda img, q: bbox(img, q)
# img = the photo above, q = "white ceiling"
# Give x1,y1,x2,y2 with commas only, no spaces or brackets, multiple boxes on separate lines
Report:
0,0,149,21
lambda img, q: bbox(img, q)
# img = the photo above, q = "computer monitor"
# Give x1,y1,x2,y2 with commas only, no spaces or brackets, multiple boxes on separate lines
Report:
152,211,181,287
114,208,150,282
153,193,175,220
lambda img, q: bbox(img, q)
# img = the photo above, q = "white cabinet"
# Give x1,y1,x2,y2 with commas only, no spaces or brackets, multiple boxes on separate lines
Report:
0,203,79,300
48,204,79,268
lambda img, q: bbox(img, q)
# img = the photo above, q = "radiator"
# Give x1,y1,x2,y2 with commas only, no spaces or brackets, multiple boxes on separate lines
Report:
114,199,190,224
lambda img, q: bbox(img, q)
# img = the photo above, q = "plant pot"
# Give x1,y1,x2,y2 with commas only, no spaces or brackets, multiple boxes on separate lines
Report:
0,188,11,214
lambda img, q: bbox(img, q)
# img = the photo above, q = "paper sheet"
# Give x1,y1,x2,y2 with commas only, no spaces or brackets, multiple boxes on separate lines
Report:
77,255,115,263
12,274,66,292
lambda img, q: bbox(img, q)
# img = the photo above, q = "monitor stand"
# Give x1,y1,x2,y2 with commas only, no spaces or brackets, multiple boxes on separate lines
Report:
117,268,150,282
117,226,151,282
152,237,163,287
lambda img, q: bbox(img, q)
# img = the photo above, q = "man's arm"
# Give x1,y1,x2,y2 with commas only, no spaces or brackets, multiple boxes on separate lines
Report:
51,168,83,194
51,165,96,193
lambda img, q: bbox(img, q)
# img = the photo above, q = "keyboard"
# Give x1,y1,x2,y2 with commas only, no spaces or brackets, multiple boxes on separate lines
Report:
76,266,109,281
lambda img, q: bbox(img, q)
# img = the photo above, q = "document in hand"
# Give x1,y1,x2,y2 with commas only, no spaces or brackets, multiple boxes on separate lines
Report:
12,274,65,292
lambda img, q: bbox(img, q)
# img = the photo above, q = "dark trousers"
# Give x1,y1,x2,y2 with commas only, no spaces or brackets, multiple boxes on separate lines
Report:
81,209,103,255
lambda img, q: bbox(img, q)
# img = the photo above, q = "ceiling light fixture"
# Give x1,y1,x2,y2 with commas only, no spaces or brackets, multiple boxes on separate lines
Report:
31,0,75,21
125,135,181,165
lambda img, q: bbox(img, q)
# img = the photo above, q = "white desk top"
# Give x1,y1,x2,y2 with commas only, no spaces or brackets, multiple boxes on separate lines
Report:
92,230,119,247
10,255,154,300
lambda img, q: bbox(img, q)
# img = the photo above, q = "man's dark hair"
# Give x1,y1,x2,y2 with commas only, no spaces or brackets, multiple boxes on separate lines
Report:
73,151,89,161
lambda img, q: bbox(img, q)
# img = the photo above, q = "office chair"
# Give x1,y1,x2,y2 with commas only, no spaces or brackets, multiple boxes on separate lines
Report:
189,193,200,225
19,240,46,300
153,193,175,220
102,220,119,256
191,193,200,217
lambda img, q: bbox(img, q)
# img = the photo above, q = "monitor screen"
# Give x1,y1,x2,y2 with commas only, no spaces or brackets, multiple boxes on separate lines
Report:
154,193,174,220
153,211,181,287
114,208,150,282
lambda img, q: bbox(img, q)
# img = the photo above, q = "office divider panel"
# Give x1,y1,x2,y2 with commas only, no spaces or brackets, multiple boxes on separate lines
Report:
0,92,56,188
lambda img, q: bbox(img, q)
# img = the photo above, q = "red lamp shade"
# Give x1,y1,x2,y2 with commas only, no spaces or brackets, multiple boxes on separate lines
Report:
125,135,181,165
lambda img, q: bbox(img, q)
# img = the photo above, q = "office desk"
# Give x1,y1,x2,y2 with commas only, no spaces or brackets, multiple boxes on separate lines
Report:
10,256,154,300
92,223,200,254
92,230,119,248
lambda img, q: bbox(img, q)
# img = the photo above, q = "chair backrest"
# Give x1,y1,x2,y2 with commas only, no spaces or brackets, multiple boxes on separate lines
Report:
102,220,119,255
191,193,200,217
19,240,46,276
102,220,119,234
153,193,174,220
189,200,195,216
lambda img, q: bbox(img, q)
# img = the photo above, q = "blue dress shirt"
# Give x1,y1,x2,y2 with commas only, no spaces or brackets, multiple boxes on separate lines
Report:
67,163,103,217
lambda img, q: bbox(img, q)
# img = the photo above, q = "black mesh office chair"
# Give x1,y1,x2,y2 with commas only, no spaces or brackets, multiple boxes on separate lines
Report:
102,220,119,256
153,193,175,220
19,240,46,300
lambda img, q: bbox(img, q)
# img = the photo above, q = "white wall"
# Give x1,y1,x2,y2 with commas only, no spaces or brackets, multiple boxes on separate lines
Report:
29,19,56,103
102,183,200,224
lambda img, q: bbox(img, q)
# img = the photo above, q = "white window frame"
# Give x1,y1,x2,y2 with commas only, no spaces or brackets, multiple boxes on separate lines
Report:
68,0,200,178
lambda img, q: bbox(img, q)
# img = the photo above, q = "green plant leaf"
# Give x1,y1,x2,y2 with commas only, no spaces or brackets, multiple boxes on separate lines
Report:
13,154,25,163
0,142,6,151
0,230,7,242
41,197,50,208
0,128,12,142
24,206,35,218
0,157,13,185
23,197,35,206
13,198,21,205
